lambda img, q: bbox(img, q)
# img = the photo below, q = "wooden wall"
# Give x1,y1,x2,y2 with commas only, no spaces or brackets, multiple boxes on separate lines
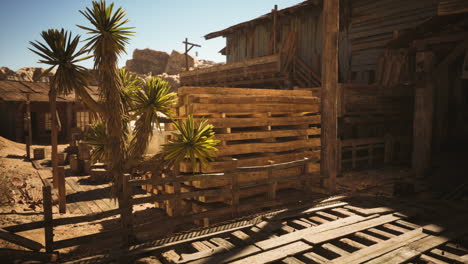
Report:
225,6,323,75
348,0,438,84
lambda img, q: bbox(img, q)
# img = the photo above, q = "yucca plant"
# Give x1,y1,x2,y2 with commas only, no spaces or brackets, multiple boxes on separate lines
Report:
162,115,220,173
84,122,108,163
128,77,177,162
78,0,134,194
29,29,93,189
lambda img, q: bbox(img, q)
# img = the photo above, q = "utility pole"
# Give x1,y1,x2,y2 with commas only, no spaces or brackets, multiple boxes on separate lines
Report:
183,38,201,71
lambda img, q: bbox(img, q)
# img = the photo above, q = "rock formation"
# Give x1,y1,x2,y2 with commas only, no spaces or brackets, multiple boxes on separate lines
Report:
125,49,170,75
0,67,53,82
124,48,223,90
0,67,15,80
165,50,194,75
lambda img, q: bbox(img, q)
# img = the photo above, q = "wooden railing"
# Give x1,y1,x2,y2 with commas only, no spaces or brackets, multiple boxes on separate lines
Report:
2,158,322,256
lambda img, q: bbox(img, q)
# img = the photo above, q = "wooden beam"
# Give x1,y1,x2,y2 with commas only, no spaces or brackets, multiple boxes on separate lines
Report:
412,51,434,178
321,0,340,191
25,94,32,160
0,228,43,251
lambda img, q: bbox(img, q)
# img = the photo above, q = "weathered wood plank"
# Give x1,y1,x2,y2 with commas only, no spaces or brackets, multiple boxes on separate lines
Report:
304,214,400,244
230,241,311,264
256,214,372,250
188,94,320,105
178,86,311,97
216,139,320,157
329,228,426,264
206,116,321,129
0,228,43,251
213,128,320,141
366,225,468,264
185,103,319,115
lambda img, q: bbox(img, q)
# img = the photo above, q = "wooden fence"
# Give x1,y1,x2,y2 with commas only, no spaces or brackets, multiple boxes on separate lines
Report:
2,158,321,256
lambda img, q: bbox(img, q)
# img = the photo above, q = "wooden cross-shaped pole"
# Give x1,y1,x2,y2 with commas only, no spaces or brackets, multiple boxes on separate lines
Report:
183,38,201,71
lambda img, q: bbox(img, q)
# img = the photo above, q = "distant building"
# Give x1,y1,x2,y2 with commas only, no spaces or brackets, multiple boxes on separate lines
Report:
0,80,98,144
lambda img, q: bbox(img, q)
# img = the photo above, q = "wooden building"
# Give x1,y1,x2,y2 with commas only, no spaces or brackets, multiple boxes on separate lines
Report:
0,80,98,144
179,0,468,189
181,0,468,87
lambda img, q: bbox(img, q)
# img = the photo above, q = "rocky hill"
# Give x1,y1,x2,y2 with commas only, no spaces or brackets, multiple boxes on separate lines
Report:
125,48,223,89
0,67,54,82
1,48,222,89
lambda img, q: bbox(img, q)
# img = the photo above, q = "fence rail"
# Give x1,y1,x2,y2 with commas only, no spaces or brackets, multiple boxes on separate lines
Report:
2,157,322,254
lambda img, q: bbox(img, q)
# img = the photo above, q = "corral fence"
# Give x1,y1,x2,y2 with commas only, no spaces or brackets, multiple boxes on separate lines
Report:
2,157,321,259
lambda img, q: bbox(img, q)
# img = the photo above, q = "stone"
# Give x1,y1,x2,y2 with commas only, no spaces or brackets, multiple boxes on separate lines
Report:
0,67,15,80
125,49,169,75
165,50,194,75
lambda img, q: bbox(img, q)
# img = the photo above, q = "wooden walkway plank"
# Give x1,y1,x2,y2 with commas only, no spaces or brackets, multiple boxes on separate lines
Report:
367,227,397,238
419,254,450,264
331,207,355,217
282,256,306,264
65,179,93,215
322,243,351,256
0,228,43,251
187,245,261,264
366,224,468,264
328,228,427,264
354,231,384,243
344,205,395,216
304,214,401,245
308,216,330,224
430,248,466,263
256,214,372,250
316,211,340,220
339,238,367,249
303,252,329,264
230,241,311,264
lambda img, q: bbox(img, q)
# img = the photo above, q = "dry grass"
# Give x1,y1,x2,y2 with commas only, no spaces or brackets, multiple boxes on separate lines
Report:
0,160,15,204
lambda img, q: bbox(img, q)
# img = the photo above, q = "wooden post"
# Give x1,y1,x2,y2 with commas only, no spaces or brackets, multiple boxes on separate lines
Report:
185,37,189,71
66,103,73,142
183,38,201,71
25,94,32,160
230,159,239,218
120,173,133,250
171,164,181,216
57,166,66,214
412,51,434,178
42,183,53,253
267,160,276,200
272,4,278,54
49,81,59,189
321,0,340,192
384,133,394,164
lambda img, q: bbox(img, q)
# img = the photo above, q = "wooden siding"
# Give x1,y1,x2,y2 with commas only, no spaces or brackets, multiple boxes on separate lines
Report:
438,0,468,16
226,7,323,74
349,0,438,84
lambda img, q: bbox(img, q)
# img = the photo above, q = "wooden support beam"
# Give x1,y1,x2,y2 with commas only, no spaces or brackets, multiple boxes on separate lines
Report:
57,166,66,214
42,183,53,253
321,0,340,191
412,51,434,178
25,94,32,160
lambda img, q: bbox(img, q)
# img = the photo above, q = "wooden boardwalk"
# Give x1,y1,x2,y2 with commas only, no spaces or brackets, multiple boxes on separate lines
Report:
61,175,118,215
36,166,118,215
62,197,468,263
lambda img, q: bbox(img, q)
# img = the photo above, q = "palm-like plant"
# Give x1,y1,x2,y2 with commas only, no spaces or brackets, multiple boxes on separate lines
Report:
162,115,220,173
78,0,134,194
128,77,177,161
29,29,91,189
84,122,108,162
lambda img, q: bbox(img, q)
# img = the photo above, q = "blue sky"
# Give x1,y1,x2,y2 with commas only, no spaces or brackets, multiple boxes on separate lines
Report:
0,0,303,70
